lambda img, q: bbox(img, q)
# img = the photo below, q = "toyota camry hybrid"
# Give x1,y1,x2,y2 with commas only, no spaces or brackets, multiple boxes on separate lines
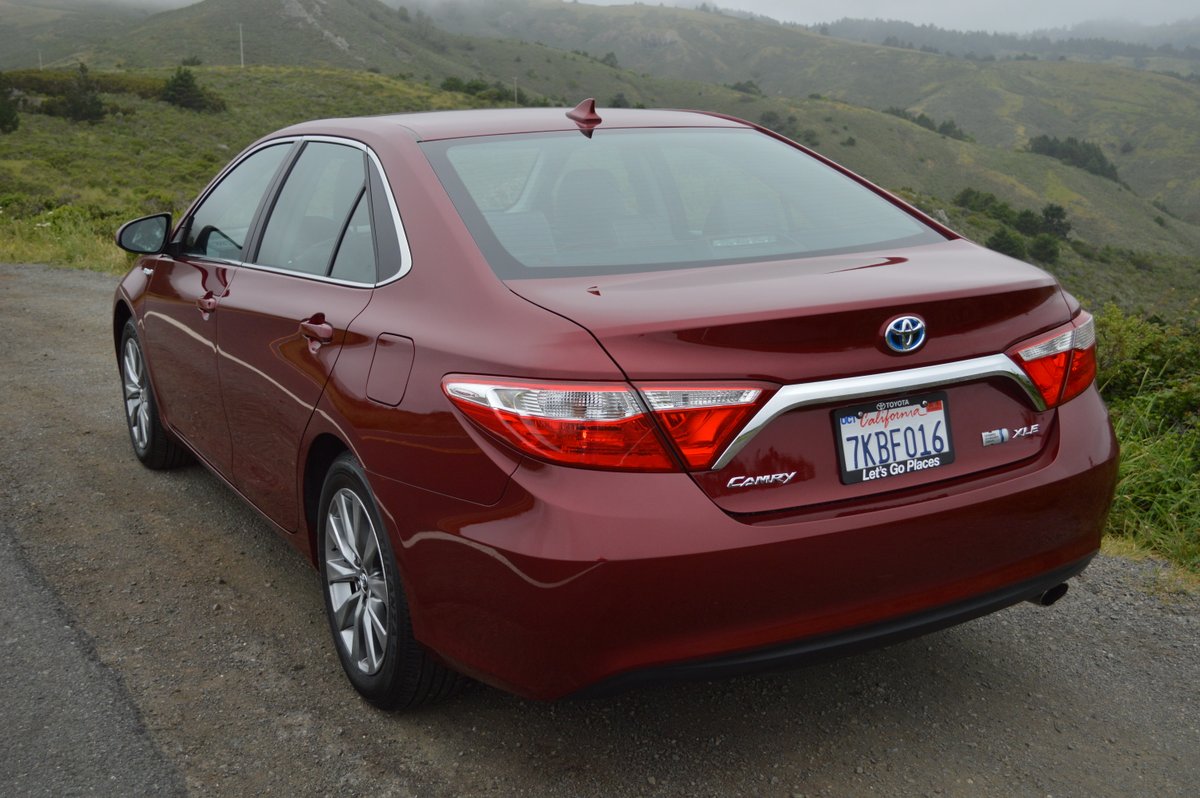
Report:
112,101,1118,709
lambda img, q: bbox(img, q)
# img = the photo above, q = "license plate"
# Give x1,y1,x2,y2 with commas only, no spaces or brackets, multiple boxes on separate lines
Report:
835,392,954,484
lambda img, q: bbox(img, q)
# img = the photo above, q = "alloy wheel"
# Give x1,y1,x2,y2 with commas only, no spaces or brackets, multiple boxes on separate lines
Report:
324,487,390,675
122,337,151,452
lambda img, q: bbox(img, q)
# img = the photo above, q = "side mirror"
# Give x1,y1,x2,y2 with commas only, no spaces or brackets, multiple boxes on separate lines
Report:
115,213,172,255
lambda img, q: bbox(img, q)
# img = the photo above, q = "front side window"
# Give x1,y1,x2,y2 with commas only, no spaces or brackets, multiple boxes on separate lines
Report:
183,143,290,261
256,142,368,277
423,128,945,278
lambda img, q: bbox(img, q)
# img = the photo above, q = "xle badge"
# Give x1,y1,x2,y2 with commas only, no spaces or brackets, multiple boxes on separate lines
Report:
982,424,1041,446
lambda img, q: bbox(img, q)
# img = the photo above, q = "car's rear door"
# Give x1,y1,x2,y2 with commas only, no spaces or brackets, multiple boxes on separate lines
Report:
215,139,383,531
140,142,293,475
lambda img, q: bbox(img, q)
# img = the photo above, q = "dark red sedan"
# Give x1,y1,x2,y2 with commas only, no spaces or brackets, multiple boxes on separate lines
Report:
113,101,1118,708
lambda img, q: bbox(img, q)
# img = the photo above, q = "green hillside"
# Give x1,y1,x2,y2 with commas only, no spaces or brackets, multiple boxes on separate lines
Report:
0,0,150,70
427,0,1200,226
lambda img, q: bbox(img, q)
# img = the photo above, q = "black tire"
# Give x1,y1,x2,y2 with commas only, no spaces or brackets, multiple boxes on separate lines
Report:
318,453,467,709
118,319,191,470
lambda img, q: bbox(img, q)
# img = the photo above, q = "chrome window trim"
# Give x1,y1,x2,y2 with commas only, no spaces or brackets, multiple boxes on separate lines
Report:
710,354,1044,471
234,135,413,288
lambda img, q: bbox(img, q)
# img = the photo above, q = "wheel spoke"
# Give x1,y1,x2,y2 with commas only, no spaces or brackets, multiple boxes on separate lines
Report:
365,595,387,641
360,522,380,571
123,342,141,386
137,403,150,444
330,586,359,632
362,611,382,673
327,508,358,569
336,492,361,565
324,557,357,583
350,596,367,665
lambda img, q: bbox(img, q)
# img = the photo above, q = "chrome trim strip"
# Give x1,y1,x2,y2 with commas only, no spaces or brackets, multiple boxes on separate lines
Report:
711,354,1044,471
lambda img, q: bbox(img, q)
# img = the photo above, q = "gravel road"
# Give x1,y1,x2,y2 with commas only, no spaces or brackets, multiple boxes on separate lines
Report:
1,261,1197,797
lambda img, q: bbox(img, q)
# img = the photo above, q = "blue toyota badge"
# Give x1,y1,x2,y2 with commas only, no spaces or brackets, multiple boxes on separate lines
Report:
884,315,926,353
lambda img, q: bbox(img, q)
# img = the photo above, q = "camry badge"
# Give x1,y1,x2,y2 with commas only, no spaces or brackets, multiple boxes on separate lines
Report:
884,315,927,353
727,472,797,489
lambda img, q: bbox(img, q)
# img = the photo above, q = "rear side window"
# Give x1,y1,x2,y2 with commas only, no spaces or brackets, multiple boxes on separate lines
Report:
329,192,377,284
423,128,944,278
183,143,290,261
257,142,368,277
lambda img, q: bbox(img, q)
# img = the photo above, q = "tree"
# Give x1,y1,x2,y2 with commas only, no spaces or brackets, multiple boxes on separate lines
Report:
1041,203,1071,238
985,228,1027,260
0,73,18,134
1028,134,1118,181
162,67,208,111
61,64,105,124
1014,209,1043,236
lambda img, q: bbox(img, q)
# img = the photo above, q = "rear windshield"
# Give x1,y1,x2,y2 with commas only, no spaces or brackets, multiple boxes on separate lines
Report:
421,128,945,278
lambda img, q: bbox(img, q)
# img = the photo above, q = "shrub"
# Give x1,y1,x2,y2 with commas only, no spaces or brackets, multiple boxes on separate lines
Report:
984,227,1026,259
953,187,1016,225
1096,306,1200,569
727,80,763,96
161,67,226,112
1014,208,1042,236
1028,233,1060,264
883,106,969,140
0,73,18,134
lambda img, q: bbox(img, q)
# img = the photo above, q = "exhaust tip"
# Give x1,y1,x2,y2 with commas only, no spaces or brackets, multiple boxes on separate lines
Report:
1029,582,1069,607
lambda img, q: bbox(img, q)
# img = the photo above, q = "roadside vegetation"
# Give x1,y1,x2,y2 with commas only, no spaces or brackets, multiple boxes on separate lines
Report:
1097,308,1200,571
0,64,1195,573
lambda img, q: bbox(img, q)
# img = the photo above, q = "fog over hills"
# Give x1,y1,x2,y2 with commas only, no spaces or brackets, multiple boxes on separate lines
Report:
570,0,1197,33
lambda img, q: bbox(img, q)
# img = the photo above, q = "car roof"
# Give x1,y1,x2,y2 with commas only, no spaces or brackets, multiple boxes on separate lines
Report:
274,107,749,143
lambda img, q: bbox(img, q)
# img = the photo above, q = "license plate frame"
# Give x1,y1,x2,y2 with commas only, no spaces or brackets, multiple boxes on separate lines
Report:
834,392,954,485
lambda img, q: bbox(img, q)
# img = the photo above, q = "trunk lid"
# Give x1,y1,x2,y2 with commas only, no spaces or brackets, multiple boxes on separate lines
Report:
506,240,1071,514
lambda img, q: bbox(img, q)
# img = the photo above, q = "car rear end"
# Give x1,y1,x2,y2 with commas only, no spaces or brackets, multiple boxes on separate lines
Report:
397,111,1117,699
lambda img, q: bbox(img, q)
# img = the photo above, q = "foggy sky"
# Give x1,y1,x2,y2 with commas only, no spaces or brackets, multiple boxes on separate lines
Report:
580,0,1197,33
77,1,1200,34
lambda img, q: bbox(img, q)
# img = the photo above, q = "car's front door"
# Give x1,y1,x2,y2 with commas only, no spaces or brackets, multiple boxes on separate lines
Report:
141,142,292,474
216,140,380,531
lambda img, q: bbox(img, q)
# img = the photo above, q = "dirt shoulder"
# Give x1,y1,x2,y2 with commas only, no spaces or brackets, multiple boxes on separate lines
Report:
1,261,1196,797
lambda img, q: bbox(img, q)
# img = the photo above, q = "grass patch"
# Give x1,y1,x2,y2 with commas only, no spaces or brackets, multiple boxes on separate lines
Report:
1097,306,1200,573
0,208,129,272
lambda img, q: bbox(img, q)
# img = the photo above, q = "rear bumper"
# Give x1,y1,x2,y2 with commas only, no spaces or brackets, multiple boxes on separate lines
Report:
573,553,1092,698
371,388,1118,700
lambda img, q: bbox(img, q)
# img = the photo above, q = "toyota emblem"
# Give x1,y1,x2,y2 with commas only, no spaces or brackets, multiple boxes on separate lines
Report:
884,315,926,353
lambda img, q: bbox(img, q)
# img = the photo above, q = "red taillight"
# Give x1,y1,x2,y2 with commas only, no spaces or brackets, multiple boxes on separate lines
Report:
442,379,676,471
638,386,763,470
1009,313,1097,408
442,379,764,472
